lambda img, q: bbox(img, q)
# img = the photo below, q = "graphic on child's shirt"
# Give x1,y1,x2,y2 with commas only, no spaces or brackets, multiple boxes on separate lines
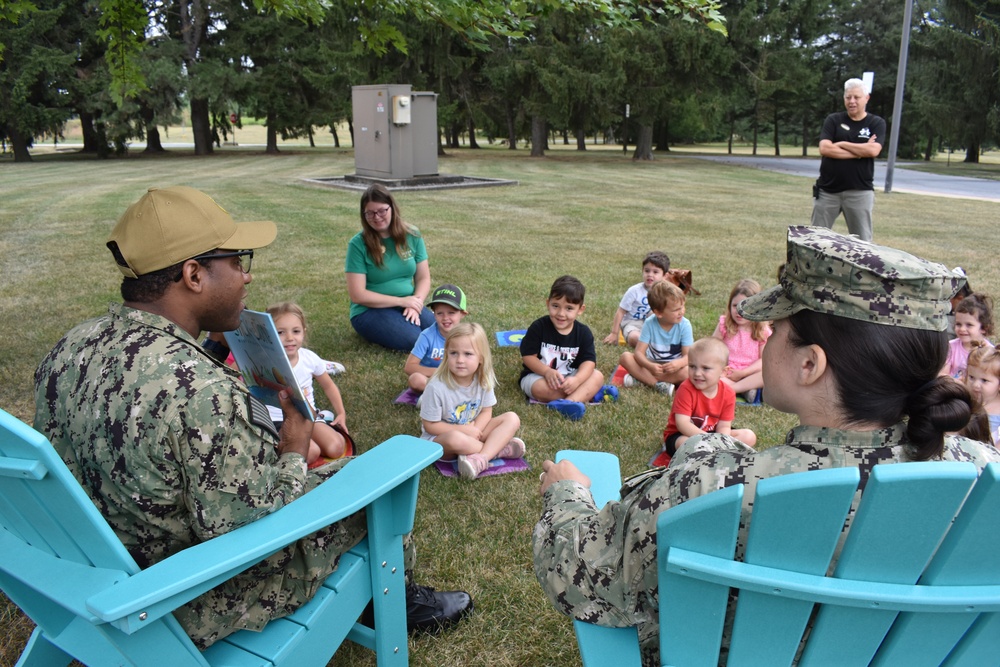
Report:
647,341,683,363
690,414,718,433
540,342,580,375
449,399,482,425
629,297,650,322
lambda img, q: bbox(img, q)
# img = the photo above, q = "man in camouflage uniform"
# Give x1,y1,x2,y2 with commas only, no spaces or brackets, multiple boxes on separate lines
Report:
533,226,1000,666
34,186,472,649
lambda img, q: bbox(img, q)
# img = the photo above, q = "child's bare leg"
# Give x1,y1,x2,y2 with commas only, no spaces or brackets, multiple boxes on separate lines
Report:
307,441,322,464
566,369,605,403
730,372,763,394
313,421,346,459
408,372,429,392
435,431,486,459
529,378,566,403
477,412,522,460
625,330,640,347
731,428,757,448
620,353,657,387
659,365,688,385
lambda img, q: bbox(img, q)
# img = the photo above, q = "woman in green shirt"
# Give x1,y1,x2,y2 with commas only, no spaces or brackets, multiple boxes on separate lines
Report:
345,184,434,351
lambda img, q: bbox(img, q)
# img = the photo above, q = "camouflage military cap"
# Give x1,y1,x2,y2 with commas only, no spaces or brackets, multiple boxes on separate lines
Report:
738,226,966,331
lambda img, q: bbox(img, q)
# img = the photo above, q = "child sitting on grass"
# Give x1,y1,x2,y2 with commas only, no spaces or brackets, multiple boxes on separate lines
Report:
267,302,352,465
714,279,771,402
965,345,1000,445
942,293,994,380
650,337,757,467
520,275,616,421
603,250,671,348
404,284,468,394
420,322,525,480
616,280,692,396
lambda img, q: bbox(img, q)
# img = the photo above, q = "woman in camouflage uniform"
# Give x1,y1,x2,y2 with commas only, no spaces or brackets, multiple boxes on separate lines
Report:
533,226,1000,666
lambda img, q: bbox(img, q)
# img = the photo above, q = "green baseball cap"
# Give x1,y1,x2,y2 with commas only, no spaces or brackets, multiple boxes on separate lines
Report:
428,284,467,311
107,186,277,278
738,226,966,332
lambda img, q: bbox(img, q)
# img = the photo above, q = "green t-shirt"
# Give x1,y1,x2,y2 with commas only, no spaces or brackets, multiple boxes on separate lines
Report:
345,231,427,318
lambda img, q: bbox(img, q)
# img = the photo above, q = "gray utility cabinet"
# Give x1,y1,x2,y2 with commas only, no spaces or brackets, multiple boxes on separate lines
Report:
352,85,438,179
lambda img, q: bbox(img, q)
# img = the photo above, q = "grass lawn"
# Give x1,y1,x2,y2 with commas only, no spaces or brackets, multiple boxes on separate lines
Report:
2,144,998,666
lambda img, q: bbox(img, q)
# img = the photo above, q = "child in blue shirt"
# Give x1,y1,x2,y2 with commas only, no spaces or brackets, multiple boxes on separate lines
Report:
617,280,693,396
405,284,468,394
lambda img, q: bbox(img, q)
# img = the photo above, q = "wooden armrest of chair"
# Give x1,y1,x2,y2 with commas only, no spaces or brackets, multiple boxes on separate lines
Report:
87,435,441,632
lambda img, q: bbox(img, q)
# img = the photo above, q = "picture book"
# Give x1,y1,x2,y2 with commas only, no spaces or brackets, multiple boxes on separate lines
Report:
224,310,313,420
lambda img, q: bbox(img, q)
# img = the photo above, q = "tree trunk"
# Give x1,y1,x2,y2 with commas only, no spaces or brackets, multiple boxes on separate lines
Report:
145,124,165,153
308,127,315,148
728,114,734,155
751,98,759,156
801,115,809,157
266,114,279,154
9,127,32,162
964,143,980,163
530,115,546,157
347,119,354,146
191,98,214,155
924,134,933,161
575,127,587,151
80,112,101,153
773,106,780,156
505,101,517,149
467,116,480,149
631,124,654,160
331,124,340,147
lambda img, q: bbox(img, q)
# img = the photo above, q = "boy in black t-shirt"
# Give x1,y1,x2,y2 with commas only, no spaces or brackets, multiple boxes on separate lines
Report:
519,275,617,420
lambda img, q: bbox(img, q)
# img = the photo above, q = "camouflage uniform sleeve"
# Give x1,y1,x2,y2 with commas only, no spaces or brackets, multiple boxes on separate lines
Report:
170,378,308,542
532,480,639,628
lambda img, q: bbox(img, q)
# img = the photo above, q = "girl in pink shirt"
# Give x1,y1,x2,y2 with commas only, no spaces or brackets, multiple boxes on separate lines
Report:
713,279,771,399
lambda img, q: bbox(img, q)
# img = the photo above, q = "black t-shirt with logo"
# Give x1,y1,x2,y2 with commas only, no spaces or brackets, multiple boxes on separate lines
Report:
817,111,887,193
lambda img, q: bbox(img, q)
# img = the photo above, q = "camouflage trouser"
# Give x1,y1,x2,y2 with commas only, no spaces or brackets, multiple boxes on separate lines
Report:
175,457,417,649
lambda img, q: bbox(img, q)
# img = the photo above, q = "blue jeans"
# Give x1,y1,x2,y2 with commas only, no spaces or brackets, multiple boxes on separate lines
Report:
351,306,435,352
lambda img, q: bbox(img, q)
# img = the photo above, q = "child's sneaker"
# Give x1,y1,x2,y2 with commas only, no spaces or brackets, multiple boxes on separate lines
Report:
593,385,619,403
612,365,629,386
655,382,674,396
547,399,586,421
622,373,637,388
497,437,526,460
457,453,489,480
324,360,346,376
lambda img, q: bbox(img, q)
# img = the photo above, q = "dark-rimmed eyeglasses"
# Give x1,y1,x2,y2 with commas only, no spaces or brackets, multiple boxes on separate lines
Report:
171,250,253,282
191,250,253,273
364,206,391,220
192,250,254,273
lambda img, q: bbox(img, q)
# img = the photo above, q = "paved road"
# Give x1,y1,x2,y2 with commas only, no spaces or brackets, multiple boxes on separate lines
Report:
686,155,1000,203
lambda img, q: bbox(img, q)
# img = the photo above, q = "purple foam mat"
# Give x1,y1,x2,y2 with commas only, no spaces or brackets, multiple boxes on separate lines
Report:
434,457,530,478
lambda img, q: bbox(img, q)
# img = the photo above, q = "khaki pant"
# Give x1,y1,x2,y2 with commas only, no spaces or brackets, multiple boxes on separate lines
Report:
811,189,874,241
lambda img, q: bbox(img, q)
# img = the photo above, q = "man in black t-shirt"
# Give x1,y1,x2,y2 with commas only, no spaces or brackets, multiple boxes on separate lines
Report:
811,78,886,242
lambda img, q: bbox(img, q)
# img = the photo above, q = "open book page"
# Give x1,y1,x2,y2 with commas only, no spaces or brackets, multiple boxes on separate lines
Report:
224,310,313,420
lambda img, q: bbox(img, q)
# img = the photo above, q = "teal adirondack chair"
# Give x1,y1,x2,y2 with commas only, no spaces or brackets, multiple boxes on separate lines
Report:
555,450,1000,666
0,407,442,666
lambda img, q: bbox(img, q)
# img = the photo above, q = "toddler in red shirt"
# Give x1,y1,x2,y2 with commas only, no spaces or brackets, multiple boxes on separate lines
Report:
651,337,757,467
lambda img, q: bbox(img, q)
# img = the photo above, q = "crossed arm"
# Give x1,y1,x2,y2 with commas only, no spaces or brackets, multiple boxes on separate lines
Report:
819,136,882,160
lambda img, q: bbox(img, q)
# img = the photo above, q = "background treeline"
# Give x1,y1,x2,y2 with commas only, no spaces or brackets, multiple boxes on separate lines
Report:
3,0,999,163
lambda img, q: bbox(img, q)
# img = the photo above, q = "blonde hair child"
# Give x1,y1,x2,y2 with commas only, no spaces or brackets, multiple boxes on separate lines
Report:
713,279,772,398
965,345,1000,445
419,322,525,480
944,293,995,380
266,302,350,465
